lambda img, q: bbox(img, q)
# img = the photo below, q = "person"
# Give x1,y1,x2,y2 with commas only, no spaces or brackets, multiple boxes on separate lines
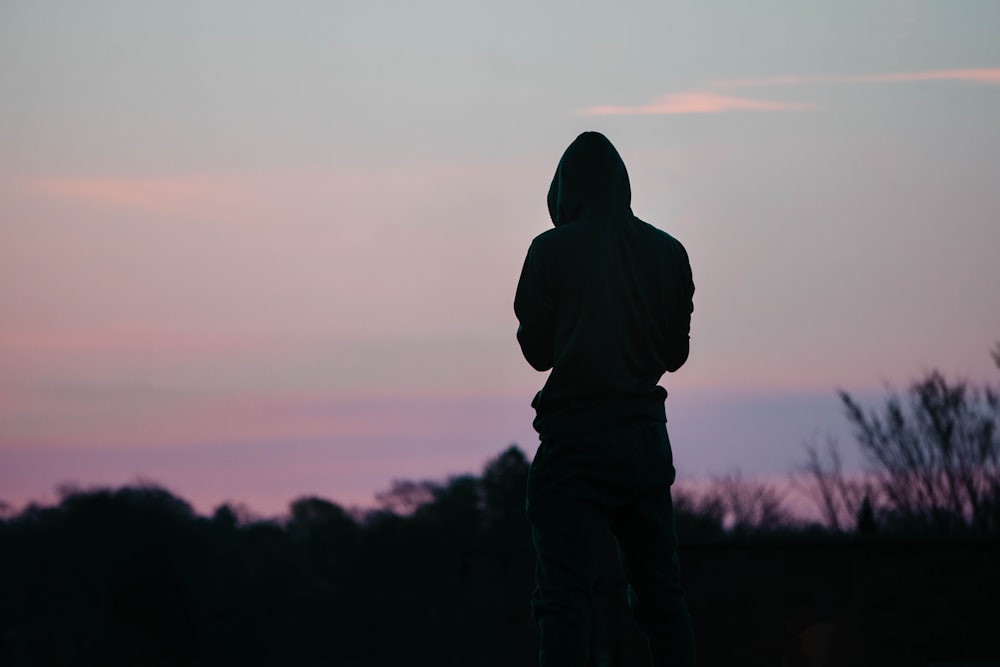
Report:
514,131,696,667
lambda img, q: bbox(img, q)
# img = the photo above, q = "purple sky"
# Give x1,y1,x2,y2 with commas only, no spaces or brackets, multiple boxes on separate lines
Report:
2,2,999,517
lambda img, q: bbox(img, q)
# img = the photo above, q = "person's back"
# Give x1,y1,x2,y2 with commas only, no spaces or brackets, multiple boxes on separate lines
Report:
516,132,696,667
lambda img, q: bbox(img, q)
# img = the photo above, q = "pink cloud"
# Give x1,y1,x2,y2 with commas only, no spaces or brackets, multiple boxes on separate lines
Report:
16,171,370,219
0,390,386,450
22,176,248,213
580,67,1000,117
711,68,1000,87
0,388,530,452
0,326,255,355
578,92,815,116
16,161,540,215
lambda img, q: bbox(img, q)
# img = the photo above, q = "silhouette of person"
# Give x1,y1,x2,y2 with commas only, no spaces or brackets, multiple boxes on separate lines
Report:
515,131,696,667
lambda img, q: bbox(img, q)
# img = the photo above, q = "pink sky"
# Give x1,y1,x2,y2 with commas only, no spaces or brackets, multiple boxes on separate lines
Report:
2,2,999,517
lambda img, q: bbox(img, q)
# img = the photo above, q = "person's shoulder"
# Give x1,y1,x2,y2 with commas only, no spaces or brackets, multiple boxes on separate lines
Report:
530,223,578,251
633,217,689,257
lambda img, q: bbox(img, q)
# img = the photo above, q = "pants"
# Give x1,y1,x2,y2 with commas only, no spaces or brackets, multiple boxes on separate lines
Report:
526,421,696,667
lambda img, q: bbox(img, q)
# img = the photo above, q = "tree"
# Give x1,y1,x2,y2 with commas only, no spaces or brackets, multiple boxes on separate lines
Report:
373,479,437,515
672,486,726,542
804,348,1000,534
706,472,795,533
674,473,794,538
800,433,874,533
480,445,530,537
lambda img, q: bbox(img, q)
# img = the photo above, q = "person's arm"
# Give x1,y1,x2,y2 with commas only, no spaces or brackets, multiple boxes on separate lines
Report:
663,245,694,373
514,240,555,372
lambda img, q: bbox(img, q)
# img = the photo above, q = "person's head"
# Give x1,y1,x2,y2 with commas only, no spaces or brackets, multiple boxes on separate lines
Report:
547,131,632,226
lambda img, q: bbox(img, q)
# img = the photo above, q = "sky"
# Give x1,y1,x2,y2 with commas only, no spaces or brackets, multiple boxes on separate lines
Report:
2,1,999,517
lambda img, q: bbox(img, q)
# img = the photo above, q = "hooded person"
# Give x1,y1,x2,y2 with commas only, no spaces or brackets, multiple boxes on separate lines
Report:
515,131,696,667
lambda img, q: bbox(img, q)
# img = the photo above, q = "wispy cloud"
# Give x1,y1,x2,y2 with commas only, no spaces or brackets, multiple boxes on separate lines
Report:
0,387,528,451
0,326,262,359
579,67,1000,116
18,175,258,219
579,92,814,116
711,68,1000,88
15,161,540,216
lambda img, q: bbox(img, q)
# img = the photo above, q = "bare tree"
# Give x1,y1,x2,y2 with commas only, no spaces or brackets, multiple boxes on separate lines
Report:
683,472,794,533
803,349,1000,533
673,485,721,519
799,433,874,532
722,473,793,531
842,370,999,531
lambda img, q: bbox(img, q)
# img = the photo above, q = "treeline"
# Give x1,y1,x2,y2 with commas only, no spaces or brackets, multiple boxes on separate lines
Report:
2,448,998,665
0,446,825,667
0,447,540,666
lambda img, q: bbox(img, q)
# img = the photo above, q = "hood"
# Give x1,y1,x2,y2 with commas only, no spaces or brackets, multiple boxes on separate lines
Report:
547,131,632,227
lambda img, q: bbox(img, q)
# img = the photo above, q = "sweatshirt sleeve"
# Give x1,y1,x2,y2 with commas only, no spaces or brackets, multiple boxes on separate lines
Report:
663,242,694,373
514,240,555,372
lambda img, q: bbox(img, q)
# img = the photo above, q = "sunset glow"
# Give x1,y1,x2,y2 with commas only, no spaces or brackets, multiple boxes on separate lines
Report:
2,2,998,517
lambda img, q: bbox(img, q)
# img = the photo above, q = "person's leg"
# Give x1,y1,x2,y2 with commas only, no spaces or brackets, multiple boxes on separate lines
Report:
611,424,696,667
527,438,611,667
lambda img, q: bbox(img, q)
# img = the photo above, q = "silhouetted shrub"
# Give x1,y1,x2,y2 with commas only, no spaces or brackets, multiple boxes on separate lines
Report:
804,351,1000,535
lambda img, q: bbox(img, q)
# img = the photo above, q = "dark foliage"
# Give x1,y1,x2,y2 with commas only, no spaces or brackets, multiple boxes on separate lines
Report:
0,446,538,667
2,440,998,665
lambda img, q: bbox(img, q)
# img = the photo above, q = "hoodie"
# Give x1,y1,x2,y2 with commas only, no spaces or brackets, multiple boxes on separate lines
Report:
514,132,694,440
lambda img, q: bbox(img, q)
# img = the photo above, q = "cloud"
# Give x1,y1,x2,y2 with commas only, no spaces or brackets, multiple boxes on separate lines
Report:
0,386,530,452
26,177,214,209
0,326,262,360
14,161,543,219
579,68,1000,116
711,68,1000,88
16,174,261,221
578,92,815,116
